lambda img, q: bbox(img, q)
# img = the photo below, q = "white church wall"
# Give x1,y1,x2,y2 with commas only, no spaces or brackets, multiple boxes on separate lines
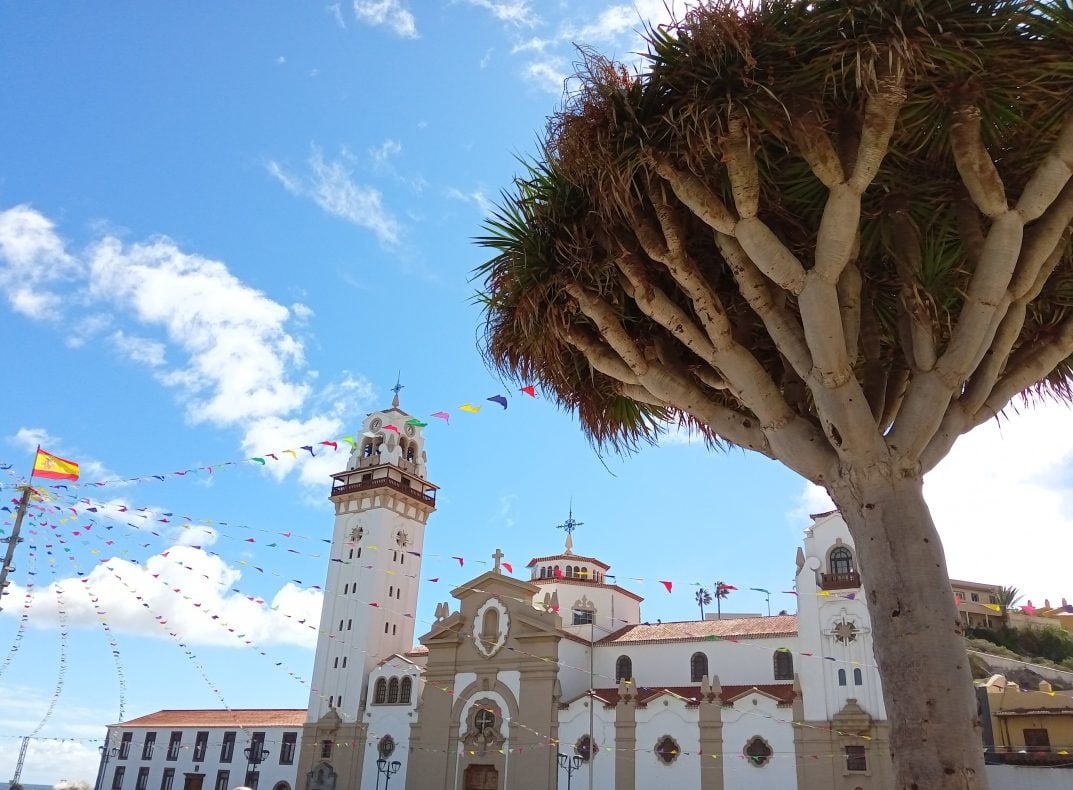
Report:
634,702,701,790
557,640,593,702
720,693,797,790
361,704,414,790
594,636,801,690
536,582,642,636
497,669,521,701
555,700,615,790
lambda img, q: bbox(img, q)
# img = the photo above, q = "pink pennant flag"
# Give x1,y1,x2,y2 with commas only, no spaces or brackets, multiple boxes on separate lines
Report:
383,425,400,434
452,556,464,567
660,580,673,593
320,441,338,450
432,411,450,424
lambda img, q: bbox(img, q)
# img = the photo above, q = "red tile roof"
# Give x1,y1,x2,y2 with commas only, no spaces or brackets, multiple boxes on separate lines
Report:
583,683,795,708
115,709,307,728
527,554,611,571
404,645,429,656
599,615,798,645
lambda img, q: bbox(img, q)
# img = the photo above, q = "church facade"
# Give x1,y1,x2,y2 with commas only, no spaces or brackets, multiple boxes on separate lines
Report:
293,396,894,790
98,394,893,790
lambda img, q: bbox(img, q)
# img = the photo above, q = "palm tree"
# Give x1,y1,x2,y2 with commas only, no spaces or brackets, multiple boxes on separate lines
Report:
695,587,712,620
476,3,1073,786
999,585,1023,614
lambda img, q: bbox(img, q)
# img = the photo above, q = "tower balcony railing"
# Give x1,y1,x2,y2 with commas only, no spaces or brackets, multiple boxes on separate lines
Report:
331,473,436,506
820,571,861,590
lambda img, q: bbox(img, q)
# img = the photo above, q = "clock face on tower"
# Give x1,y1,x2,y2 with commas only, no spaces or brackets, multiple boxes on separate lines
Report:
404,424,416,437
370,418,383,431
395,529,410,547
349,526,364,542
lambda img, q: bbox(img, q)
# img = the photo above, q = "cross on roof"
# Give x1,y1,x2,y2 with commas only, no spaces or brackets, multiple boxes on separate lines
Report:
492,548,504,573
557,505,583,554
390,373,404,407
557,506,583,536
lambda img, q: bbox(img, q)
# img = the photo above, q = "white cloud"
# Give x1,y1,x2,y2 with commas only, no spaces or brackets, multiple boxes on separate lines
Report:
354,0,418,38
88,236,311,427
1,205,374,491
0,204,80,319
276,55,286,64
111,330,166,367
464,0,538,26
522,59,569,94
445,186,494,215
0,687,106,784
267,147,402,245
327,2,347,27
511,36,550,54
793,401,1073,603
12,544,322,649
369,138,402,168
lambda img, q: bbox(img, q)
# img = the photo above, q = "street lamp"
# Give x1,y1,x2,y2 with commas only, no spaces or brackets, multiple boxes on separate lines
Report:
557,752,583,790
243,743,270,790
375,759,401,790
95,745,118,790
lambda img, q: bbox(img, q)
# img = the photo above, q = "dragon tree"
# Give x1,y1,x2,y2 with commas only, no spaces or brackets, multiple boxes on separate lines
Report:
476,2,1073,787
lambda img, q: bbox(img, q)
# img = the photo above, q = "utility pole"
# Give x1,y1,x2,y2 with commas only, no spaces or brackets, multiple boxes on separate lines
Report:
9,735,29,789
0,485,32,613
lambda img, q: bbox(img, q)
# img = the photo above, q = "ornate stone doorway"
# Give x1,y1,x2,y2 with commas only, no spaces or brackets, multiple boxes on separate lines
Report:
463,764,498,790
181,775,204,790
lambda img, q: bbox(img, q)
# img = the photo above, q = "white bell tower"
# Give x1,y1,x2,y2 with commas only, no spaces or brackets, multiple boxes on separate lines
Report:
307,386,437,721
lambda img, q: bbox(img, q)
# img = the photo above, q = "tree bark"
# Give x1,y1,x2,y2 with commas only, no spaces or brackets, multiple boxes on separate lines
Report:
830,471,987,790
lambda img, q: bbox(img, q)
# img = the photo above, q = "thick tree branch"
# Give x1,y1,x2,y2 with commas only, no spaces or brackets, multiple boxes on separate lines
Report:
646,152,738,234
564,284,649,375
951,105,1008,219
922,313,1073,471
715,233,813,379
1015,113,1073,222
790,112,845,189
837,261,862,364
891,212,938,371
723,117,760,219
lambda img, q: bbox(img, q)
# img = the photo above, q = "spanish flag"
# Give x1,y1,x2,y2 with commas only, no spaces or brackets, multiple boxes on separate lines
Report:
33,448,80,481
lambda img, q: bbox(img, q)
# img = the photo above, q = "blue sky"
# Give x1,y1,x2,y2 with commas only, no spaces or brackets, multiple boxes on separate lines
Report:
2,1,1072,783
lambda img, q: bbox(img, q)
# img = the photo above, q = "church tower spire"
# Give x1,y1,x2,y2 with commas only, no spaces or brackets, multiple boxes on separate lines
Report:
305,386,437,723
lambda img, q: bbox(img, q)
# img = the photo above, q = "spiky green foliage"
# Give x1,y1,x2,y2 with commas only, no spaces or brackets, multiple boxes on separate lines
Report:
476,0,1073,470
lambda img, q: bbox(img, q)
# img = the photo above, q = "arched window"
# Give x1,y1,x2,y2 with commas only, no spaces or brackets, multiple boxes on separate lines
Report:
773,649,794,680
373,678,387,704
838,668,847,686
400,676,413,703
362,442,374,458
540,567,547,579
482,607,499,640
853,668,863,686
744,736,773,767
387,677,400,703
406,445,416,463
554,565,561,578
830,546,854,575
690,652,708,683
615,655,633,682
565,565,573,578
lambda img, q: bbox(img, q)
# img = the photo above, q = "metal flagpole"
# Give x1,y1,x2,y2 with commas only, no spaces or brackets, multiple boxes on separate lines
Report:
0,447,38,613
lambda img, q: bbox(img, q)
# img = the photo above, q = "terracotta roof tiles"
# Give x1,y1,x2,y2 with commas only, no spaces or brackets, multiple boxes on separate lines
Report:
598,615,798,645
115,709,306,728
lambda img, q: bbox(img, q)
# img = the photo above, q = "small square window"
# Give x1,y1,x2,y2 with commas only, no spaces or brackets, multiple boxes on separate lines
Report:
845,745,868,772
970,593,980,603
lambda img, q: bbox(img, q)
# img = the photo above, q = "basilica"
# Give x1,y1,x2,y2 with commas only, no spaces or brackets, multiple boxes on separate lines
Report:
102,393,893,790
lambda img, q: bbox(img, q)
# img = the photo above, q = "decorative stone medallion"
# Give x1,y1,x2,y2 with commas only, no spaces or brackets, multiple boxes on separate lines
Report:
831,618,859,644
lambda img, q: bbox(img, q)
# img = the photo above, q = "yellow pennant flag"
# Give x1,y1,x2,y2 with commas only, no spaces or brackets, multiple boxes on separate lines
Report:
459,404,481,413
33,448,80,481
